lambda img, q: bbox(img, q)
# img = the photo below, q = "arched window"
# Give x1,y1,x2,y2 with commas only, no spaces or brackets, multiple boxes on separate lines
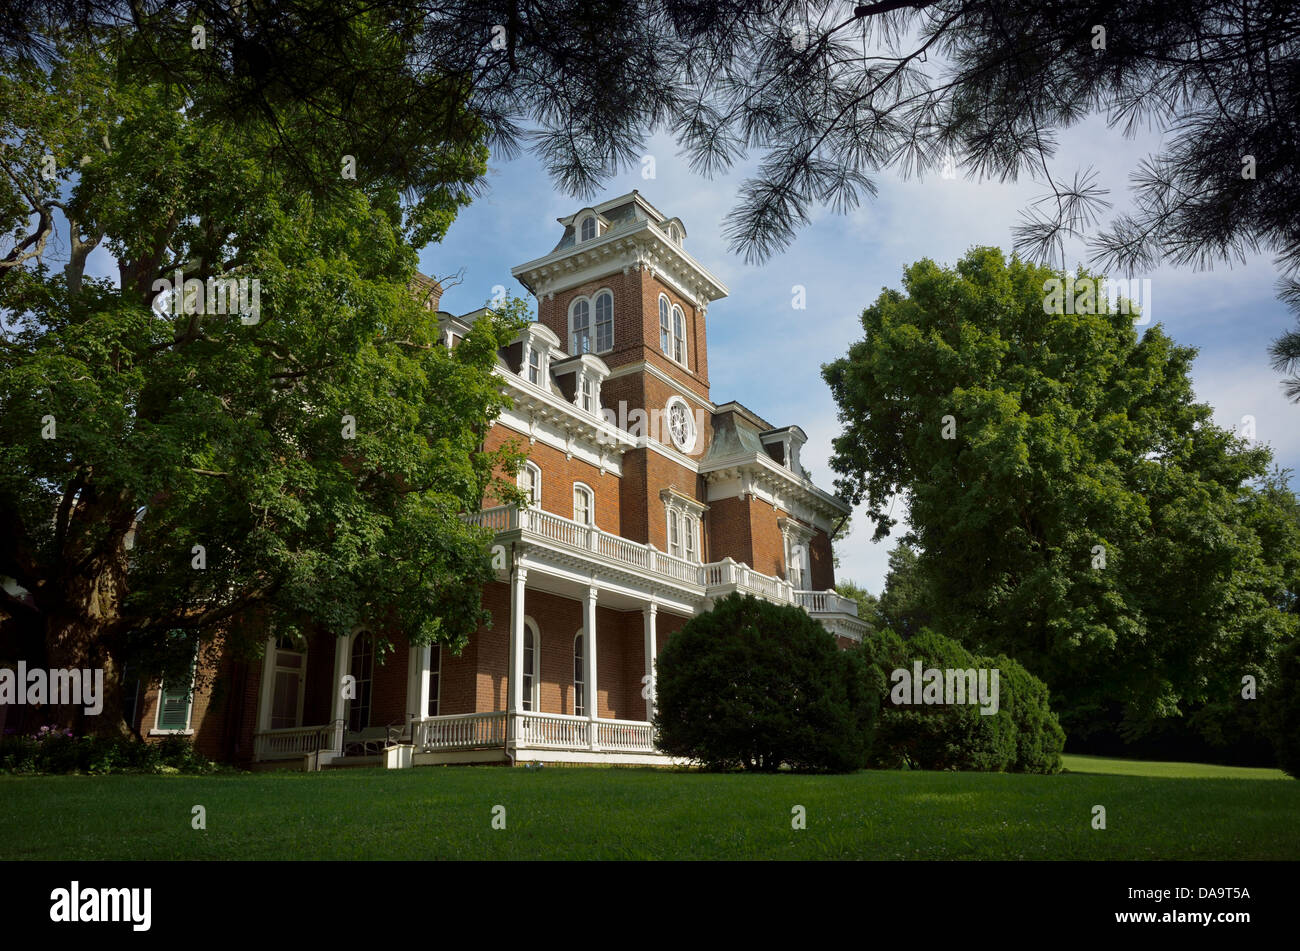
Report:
659,295,671,354
573,483,594,525
672,305,687,366
573,632,585,716
570,298,591,355
519,461,541,507
347,632,374,732
684,515,697,562
595,291,613,352
522,624,538,712
580,215,597,242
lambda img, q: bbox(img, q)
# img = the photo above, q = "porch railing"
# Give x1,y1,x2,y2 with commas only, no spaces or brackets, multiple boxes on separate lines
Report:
410,711,508,750
253,722,342,761
407,711,658,755
515,711,589,749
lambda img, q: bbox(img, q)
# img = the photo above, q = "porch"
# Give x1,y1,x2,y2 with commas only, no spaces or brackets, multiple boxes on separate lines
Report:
251,710,670,769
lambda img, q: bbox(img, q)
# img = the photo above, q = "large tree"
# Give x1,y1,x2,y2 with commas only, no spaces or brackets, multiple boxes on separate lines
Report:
0,28,522,734
823,248,1300,740
4,1,1295,276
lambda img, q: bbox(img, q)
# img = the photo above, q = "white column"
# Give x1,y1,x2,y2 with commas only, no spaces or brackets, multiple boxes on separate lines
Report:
407,645,431,726
584,585,599,750
643,603,657,722
256,636,276,733
329,634,351,751
507,565,528,746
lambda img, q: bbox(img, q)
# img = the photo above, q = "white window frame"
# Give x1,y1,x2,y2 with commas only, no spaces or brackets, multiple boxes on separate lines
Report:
579,214,598,242
569,297,591,355
527,345,543,384
522,618,540,712
671,304,687,366
661,489,706,564
151,657,198,736
573,483,594,525
569,290,614,356
594,290,613,352
580,375,596,413
519,461,542,508
268,633,307,731
658,294,671,356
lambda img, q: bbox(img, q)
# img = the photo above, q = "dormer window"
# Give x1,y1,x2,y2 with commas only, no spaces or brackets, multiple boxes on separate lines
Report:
580,215,597,242
527,346,542,384
580,376,596,413
669,223,683,245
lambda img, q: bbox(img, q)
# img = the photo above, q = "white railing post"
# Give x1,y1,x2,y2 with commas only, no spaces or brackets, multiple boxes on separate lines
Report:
643,602,657,722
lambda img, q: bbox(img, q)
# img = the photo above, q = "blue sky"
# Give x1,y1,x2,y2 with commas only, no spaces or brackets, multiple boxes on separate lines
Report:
424,115,1300,594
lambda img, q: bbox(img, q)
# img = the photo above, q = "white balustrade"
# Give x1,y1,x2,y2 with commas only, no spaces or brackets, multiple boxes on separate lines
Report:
411,711,508,750
253,723,340,761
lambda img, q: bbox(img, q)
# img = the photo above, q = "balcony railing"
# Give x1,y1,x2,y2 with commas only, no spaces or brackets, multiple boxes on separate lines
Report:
793,589,861,617
466,504,795,601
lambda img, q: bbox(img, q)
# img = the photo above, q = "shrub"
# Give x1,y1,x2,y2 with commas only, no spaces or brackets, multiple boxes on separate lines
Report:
653,592,877,772
862,627,1064,773
0,728,226,775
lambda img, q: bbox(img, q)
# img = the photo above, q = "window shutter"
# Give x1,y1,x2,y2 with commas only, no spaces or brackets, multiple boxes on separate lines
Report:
158,681,192,731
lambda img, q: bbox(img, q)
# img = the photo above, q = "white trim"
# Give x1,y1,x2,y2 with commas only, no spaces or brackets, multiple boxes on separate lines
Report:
664,395,697,453
567,288,615,356
520,460,542,507
573,630,586,717
573,481,594,525
522,616,541,713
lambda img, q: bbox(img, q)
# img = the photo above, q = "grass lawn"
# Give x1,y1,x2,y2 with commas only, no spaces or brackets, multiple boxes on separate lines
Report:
2,760,1296,861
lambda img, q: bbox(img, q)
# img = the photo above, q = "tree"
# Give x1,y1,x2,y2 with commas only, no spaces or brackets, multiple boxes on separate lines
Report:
835,578,879,632
876,541,934,637
0,31,522,734
4,1,1296,280
653,593,876,771
822,247,1300,741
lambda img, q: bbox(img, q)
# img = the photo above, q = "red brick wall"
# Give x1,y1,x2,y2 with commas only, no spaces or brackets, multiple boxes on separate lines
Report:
809,528,835,591
538,269,711,401
472,583,656,720
482,423,622,535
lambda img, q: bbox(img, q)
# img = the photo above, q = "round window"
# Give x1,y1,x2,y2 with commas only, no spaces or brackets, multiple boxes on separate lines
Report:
666,397,696,452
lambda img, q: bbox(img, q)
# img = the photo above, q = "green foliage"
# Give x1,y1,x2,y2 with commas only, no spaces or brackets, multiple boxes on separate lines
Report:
653,593,876,772
824,248,1300,744
860,627,1064,773
1270,637,1300,779
833,579,877,633
0,728,227,775
0,30,516,724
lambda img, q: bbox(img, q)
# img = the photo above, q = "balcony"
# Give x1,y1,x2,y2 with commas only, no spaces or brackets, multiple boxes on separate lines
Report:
466,504,869,641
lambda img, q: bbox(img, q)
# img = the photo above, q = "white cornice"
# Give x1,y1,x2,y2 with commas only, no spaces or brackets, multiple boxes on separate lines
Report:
511,222,728,309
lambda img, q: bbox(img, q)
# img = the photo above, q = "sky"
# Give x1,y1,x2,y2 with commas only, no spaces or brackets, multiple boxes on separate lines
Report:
421,114,1300,594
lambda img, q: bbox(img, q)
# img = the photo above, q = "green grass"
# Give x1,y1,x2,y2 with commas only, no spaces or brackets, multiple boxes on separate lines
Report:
2,761,1296,860
1062,754,1291,780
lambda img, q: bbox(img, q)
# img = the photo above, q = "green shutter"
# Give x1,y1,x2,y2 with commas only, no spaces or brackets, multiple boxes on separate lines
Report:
158,680,191,730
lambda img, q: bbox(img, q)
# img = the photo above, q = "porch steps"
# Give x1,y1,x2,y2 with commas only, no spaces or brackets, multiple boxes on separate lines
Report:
322,754,384,770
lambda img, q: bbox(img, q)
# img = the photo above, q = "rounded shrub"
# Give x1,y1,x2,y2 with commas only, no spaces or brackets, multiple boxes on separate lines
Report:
862,627,1064,773
653,592,877,772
